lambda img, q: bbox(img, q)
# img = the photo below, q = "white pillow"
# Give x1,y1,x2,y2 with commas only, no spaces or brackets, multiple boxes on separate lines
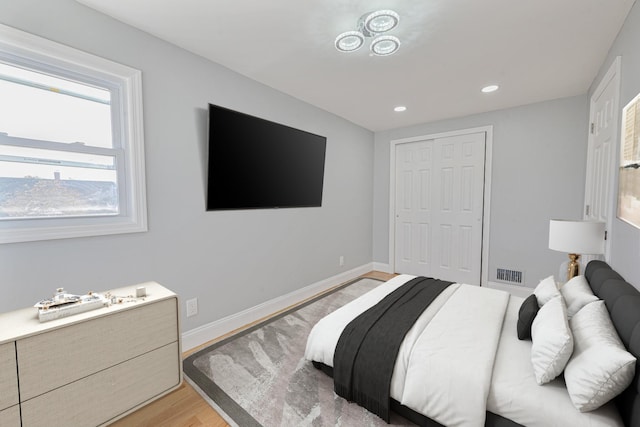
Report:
560,275,599,319
533,275,560,307
531,295,573,384
565,300,636,412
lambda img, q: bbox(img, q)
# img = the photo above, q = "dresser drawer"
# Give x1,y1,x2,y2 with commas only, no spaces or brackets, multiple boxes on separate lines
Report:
0,342,18,410
0,405,20,427
21,342,180,427
17,297,178,400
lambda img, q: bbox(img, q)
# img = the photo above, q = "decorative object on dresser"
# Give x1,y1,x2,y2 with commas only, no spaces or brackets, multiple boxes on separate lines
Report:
0,282,181,427
33,288,108,322
548,219,606,280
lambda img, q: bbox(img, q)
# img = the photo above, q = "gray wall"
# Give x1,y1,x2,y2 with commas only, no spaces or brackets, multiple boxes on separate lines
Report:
373,96,588,288
589,1,640,286
0,0,374,331
3,0,638,328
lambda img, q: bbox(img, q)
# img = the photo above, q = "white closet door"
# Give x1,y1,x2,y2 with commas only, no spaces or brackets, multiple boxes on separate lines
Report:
395,139,434,275
394,132,486,285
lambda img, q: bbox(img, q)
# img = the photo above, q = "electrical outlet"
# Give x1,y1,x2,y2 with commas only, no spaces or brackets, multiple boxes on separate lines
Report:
339,255,345,266
186,298,198,317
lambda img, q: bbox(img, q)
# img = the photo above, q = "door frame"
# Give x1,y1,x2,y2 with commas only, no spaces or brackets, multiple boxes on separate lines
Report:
388,126,493,286
585,56,621,261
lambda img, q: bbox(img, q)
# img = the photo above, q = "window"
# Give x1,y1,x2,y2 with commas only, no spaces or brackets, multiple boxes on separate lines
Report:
618,92,640,229
0,24,147,243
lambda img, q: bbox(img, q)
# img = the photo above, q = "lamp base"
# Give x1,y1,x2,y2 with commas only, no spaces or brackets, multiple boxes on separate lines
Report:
567,253,580,279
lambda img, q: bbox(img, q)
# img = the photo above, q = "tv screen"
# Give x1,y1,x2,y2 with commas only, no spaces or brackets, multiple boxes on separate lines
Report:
207,104,327,210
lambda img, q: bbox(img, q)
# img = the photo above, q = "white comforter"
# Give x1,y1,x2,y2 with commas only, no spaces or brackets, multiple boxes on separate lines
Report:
305,274,509,427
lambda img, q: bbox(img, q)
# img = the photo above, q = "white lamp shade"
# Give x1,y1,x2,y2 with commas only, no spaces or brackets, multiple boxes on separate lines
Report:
548,220,605,254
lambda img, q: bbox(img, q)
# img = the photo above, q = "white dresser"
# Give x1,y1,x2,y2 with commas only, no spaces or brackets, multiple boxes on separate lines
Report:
0,282,182,427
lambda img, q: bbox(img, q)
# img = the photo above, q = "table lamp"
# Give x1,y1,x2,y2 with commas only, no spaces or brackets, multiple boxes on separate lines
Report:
548,220,605,280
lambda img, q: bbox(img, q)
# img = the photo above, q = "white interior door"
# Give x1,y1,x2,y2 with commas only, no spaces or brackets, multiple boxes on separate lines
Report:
585,57,620,260
394,132,486,284
394,139,434,276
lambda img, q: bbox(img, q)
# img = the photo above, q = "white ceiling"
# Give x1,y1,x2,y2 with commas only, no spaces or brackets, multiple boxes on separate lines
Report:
76,0,635,132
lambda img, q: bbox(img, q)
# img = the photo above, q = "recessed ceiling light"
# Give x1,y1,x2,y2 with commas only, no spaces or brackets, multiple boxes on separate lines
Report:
481,85,499,93
394,106,407,112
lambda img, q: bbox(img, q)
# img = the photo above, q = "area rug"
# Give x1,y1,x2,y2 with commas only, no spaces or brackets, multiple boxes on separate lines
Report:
183,277,415,427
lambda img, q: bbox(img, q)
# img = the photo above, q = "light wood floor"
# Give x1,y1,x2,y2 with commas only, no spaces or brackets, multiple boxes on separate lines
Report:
111,271,395,427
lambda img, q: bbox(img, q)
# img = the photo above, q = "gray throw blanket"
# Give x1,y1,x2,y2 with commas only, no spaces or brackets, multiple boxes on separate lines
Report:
333,276,452,422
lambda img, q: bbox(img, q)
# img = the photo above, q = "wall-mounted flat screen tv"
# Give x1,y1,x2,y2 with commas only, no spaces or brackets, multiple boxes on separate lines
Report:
207,104,327,210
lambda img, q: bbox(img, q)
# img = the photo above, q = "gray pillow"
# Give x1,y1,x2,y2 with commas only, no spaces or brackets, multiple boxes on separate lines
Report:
517,294,539,340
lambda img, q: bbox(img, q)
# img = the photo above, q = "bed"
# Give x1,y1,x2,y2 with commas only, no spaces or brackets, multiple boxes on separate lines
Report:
304,261,640,427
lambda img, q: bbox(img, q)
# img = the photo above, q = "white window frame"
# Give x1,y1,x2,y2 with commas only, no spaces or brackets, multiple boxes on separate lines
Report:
0,24,147,244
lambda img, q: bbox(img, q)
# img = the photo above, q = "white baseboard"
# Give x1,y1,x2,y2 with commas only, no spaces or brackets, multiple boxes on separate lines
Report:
182,263,374,351
485,280,532,298
372,262,392,273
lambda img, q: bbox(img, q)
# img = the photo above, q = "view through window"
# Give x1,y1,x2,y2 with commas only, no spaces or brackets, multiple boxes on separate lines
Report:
0,62,120,219
619,92,640,228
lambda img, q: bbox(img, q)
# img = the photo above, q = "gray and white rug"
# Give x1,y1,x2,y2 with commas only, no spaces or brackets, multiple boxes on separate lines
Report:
183,278,415,427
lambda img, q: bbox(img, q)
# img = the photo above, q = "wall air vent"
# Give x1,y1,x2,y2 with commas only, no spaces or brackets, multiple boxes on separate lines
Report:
497,268,525,286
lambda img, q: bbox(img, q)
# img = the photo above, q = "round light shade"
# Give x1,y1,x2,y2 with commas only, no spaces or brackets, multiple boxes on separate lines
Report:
548,220,605,254
370,35,401,56
335,31,365,52
364,10,400,34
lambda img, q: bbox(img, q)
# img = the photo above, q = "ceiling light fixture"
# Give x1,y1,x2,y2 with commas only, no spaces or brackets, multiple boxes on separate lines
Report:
335,10,401,56
394,106,407,112
335,31,365,52
481,85,499,93
371,35,400,56
364,10,400,34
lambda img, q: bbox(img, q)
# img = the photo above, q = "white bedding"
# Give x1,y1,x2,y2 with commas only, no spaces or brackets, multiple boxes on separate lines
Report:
487,296,623,427
305,275,625,427
305,275,508,426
